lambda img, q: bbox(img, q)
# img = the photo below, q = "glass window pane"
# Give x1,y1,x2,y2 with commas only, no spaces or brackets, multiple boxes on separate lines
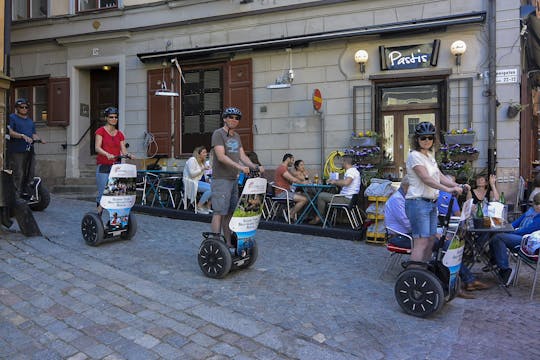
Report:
15,88,31,101
203,114,221,133
34,85,48,122
80,0,98,11
183,94,200,114
383,115,394,163
100,0,117,8
31,0,47,18
184,115,200,134
204,70,220,89
382,85,438,106
204,93,220,111
13,1,28,20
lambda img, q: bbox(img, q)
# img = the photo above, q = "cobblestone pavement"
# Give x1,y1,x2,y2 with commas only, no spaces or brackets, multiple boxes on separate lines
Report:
1,195,539,359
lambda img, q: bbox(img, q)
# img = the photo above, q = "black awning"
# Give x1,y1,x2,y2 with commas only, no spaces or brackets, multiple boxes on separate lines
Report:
137,11,486,63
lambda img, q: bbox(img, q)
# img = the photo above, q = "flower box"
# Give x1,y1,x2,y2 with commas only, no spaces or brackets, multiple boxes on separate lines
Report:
449,152,479,161
350,136,377,147
445,133,475,145
356,155,382,165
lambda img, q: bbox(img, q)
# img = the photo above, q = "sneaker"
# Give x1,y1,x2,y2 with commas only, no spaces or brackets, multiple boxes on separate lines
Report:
499,268,515,286
197,208,210,214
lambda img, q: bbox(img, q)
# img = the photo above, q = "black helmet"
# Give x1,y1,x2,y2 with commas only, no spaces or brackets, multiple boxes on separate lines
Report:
104,107,119,117
15,98,30,107
414,122,436,136
222,107,242,120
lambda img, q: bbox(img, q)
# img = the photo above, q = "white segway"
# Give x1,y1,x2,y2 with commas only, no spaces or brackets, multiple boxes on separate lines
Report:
81,156,137,246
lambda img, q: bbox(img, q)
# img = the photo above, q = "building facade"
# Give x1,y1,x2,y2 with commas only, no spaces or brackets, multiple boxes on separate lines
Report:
9,0,531,201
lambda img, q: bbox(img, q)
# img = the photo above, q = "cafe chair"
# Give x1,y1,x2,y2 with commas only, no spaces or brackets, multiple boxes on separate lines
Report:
322,193,362,229
142,172,160,206
269,182,293,224
380,226,413,278
136,172,147,205
514,245,539,300
182,177,200,213
154,176,182,208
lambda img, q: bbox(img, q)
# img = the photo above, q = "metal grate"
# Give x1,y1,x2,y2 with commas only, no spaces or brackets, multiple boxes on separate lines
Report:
352,85,373,134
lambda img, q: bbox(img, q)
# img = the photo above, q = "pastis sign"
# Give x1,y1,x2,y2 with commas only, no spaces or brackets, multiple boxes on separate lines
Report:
379,40,440,71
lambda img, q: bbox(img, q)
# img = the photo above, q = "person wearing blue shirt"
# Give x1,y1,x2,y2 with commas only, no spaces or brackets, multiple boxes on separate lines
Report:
437,175,461,218
7,98,45,198
489,192,540,286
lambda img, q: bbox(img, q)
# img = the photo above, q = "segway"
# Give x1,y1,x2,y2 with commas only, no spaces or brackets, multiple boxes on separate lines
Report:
81,156,137,246
19,139,50,211
394,198,465,317
198,171,266,279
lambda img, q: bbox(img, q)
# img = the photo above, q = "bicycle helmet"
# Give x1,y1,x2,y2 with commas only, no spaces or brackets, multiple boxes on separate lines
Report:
414,121,436,136
104,107,119,117
222,107,242,120
15,98,30,107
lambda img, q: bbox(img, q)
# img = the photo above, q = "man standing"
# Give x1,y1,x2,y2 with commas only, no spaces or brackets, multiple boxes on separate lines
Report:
274,153,308,222
7,98,45,198
211,107,263,247
309,155,360,225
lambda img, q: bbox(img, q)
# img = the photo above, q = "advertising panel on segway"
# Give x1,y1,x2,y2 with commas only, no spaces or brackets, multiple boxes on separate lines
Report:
198,174,267,278
81,157,137,246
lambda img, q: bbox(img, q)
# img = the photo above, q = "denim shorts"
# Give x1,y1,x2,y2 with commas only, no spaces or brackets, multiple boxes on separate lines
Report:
405,198,438,238
211,178,239,215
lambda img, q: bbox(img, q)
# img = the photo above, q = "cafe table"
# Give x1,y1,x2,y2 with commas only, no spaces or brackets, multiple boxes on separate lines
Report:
292,183,336,225
465,221,515,296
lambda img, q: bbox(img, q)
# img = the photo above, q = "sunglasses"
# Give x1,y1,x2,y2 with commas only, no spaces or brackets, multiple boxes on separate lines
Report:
419,136,434,141
227,115,240,120
108,115,118,119
18,106,29,109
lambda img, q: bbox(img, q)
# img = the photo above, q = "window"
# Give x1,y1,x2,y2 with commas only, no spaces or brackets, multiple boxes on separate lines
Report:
12,0,48,20
11,77,70,127
77,0,118,12
181,67,223,153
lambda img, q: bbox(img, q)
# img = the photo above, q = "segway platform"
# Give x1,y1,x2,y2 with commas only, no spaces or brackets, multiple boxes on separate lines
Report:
198,177,267,278
81,163,138,246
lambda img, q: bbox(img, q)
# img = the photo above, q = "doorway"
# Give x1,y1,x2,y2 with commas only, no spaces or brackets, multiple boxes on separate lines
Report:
90,68,118,154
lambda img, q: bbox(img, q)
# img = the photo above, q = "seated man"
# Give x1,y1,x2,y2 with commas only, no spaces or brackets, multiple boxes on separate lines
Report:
489,192,540,285
274,153,308,221
437,174,461,223
309,155,360,225
385,176,489,296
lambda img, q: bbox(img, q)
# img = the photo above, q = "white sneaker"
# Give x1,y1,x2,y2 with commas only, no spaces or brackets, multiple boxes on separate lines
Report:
197,208,210,214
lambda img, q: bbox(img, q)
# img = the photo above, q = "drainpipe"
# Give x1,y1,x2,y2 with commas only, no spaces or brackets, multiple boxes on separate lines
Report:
487,0,497,175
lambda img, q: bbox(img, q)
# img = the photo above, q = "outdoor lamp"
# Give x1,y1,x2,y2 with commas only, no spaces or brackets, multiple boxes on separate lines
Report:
354,50,369,75
450,40,467,66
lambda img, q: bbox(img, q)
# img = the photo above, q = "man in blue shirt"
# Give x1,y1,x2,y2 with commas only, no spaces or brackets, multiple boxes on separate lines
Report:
437,175,461,218
7,98,45,198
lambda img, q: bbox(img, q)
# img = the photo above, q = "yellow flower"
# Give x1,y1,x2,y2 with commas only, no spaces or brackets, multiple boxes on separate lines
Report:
358,132,364,137
366,131,372,137
462,128,468,133
451,129,457,135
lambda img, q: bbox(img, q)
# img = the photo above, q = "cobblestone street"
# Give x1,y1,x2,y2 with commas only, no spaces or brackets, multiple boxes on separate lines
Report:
0,196,539,359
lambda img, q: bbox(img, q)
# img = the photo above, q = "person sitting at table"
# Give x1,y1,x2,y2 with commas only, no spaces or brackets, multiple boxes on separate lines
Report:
291,160,311,183
308,155,360,225
437,174,461,224
467,173,500,205
489,192,540,286
183,146,212,214
274,153,308,222
528,173,540,205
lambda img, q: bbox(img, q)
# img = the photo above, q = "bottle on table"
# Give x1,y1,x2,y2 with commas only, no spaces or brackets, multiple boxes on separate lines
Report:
499,192,505,204
314,174,319,184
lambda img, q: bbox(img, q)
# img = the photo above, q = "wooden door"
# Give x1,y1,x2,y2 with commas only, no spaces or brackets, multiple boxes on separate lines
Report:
90,68,118,154
147,68,173,157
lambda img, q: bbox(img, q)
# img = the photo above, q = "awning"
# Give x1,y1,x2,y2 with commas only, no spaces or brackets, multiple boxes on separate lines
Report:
137,11,486,63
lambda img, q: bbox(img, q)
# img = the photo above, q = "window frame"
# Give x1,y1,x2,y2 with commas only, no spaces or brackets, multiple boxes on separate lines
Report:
11,77,49,125
76,0,119,13
12,0,48,21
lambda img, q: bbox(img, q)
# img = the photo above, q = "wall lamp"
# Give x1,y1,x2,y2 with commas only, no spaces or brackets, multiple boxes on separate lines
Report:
450,40,467,71
354,50,369,78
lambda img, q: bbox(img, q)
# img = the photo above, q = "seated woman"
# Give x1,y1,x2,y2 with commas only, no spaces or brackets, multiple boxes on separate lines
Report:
291,159,311,183
528,173,540,205
183,146,212,214
467,173,500,205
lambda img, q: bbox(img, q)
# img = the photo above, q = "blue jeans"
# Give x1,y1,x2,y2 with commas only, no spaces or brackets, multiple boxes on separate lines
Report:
405,199,438,238
96,165,110,205
198,181,212,205
489,233,522,270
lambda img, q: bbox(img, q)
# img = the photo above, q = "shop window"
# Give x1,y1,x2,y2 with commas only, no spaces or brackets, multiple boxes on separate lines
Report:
77,0,118,12
11,77,70,127
181,68,223,153
12,0,48,20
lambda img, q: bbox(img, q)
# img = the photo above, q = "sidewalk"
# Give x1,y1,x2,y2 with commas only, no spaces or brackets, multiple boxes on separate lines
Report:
0,195,538,359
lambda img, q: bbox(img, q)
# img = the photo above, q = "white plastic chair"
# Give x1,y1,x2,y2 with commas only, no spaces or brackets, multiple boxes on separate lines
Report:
269,182,292,224
154,176,181,208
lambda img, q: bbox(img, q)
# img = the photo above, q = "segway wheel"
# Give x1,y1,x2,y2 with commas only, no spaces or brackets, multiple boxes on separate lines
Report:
29,184,50,211
394,268,444,317
120,213,137,240
237,239,258,269
198,239,232,279
81,213,104,246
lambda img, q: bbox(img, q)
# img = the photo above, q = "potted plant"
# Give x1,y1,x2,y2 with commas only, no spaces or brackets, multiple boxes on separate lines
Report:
345,146,382,165
444,128,475,145
507,102,527,118
440,144,479,161
350,130,379,147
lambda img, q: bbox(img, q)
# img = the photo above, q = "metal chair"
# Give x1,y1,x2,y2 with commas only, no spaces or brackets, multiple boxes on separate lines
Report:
153,176,182,208
380,226,413,277
514,246,539,300
136,172,147,205
268,182,292,224
143,172,160,206
322,193,363,229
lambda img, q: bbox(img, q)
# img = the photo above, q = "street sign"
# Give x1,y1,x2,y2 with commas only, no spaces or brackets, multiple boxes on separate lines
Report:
496,69,518,84
313,88,322,111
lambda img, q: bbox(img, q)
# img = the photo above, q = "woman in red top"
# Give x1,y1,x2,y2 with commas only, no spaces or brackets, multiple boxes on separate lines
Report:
95,107,131,214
